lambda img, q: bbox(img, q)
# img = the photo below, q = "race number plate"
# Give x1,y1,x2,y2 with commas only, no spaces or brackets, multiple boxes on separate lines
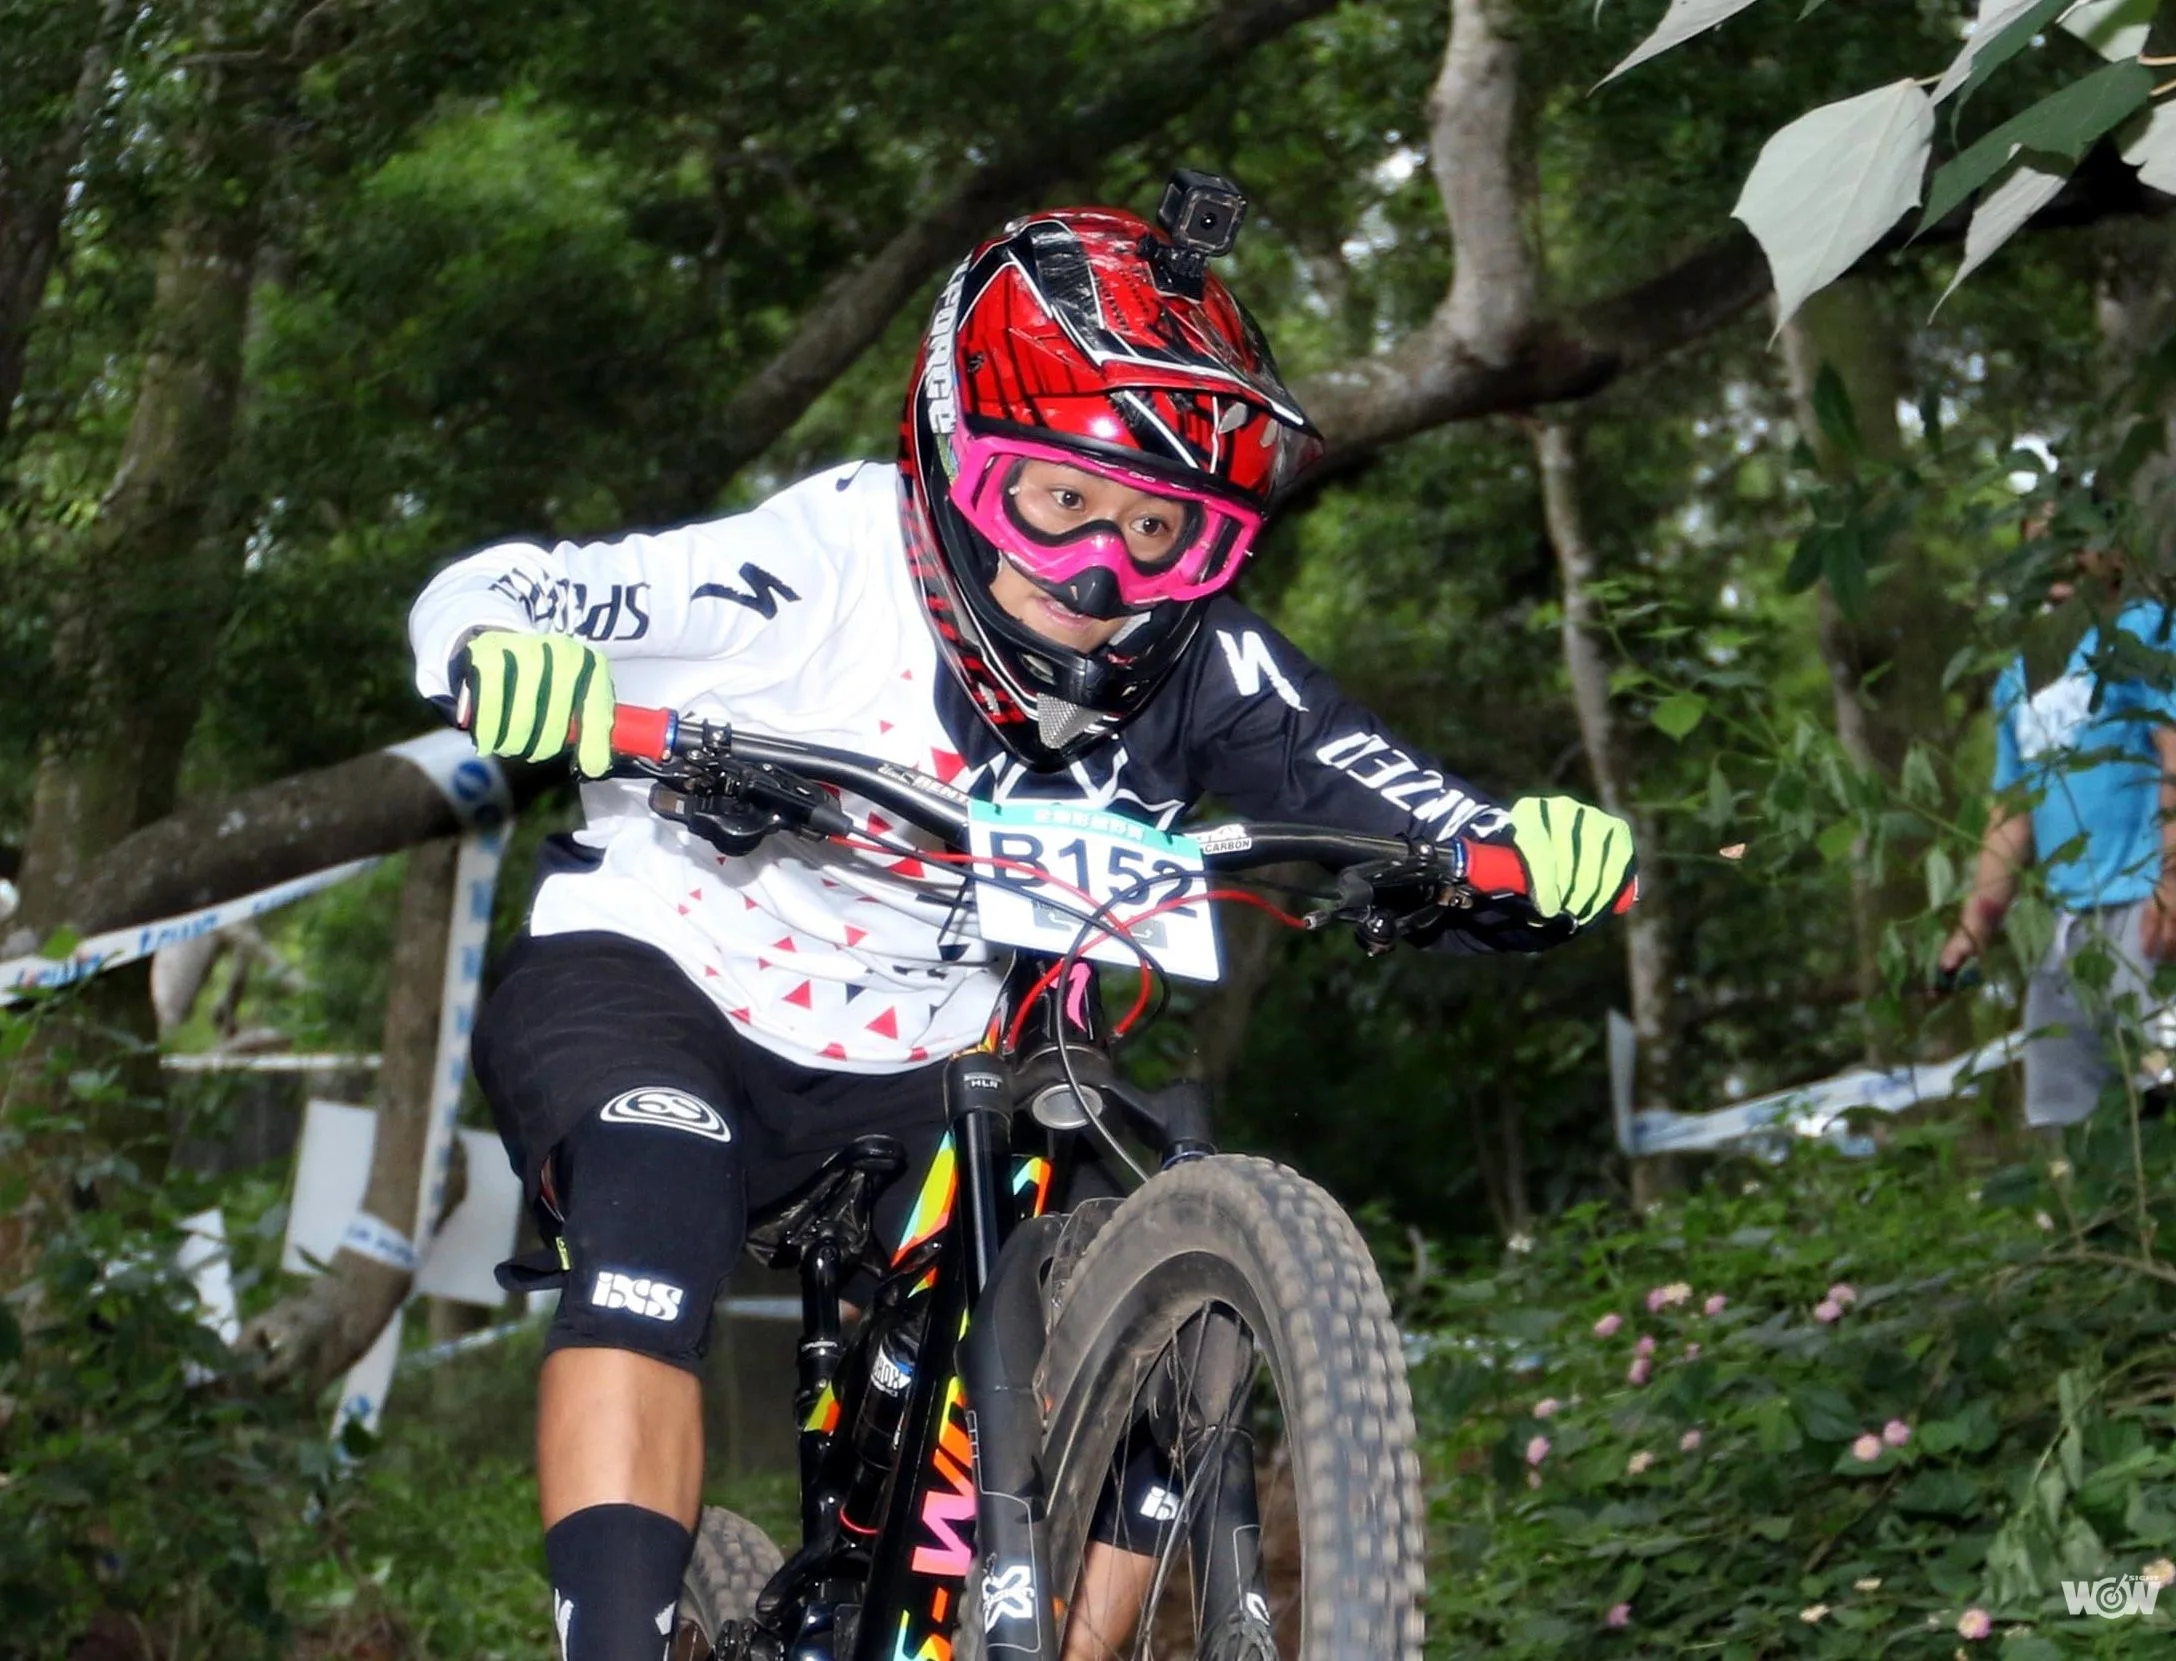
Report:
966,799,1221,983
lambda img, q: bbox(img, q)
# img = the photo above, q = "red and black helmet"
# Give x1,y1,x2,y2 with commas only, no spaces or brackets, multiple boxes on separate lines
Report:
900,186,1320,771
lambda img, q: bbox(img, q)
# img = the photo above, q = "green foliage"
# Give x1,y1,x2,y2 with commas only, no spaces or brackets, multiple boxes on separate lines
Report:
1416,1123,2176,1655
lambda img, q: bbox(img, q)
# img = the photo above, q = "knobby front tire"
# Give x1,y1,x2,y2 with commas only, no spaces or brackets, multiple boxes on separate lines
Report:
970,1155,1426,1660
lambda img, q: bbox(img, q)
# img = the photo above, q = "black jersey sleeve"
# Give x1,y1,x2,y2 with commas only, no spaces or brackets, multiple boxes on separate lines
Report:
1175,600,1510,842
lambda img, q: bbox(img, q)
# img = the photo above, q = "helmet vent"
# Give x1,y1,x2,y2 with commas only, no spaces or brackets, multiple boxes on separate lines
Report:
1036,695,1098,752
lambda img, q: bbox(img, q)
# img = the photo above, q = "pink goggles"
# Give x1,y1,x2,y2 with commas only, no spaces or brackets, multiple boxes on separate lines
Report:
948,431,1262,609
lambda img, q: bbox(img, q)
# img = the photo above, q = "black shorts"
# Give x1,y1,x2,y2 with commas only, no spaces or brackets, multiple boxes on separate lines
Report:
471,931,949,1370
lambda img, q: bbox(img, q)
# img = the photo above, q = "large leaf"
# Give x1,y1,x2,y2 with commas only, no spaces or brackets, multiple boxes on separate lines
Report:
1935,153,2071,307
1933,0,2077,106
1921,59,2155,228
2061,0,2158,59
1733,80,1934,327
1602,0,1768,84
2122,99,2176,193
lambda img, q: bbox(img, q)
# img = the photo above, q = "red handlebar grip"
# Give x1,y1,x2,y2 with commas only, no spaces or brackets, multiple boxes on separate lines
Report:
608,705,676,762
1461,840,1530,898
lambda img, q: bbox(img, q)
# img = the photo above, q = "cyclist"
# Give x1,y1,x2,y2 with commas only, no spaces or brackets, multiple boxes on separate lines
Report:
411,184,1636,1661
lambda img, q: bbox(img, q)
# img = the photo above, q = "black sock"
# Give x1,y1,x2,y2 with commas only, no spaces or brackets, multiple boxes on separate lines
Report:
545,1503,693,1661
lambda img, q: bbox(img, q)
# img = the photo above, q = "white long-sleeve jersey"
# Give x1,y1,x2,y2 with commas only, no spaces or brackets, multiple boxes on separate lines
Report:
412,462,1509,1073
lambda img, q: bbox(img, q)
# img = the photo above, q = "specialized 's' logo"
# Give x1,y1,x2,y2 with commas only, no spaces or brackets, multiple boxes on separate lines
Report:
590,1270,685,1322
1215,628,1306,710
693,562,802,620
981,1562,1037,1631
599,1086,733,1144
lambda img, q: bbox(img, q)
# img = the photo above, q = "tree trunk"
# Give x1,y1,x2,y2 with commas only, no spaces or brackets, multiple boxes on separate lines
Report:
241,838,458,1393
0,0,126,451
1528,415,1680,1205
16,146,262,936
1778,279,1950,1057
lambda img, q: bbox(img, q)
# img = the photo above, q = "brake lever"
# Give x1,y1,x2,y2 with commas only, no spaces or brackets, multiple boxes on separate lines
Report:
649,759,854,856
1302,855,1455,956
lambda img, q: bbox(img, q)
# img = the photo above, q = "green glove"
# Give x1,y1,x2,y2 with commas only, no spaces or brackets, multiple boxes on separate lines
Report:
457,630,616,778
1506,795,1637,927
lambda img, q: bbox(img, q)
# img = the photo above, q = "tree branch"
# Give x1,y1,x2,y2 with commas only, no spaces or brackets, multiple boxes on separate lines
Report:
692,0,1343,495
32,745,554,940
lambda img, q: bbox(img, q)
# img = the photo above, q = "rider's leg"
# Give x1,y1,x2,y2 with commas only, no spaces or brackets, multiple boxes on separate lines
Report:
532,1098,746,1661
1063,1546,1159,1661
470,935,754,1660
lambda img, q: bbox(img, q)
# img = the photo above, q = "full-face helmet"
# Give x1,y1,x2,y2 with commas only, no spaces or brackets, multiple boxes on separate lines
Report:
899,174,1320,769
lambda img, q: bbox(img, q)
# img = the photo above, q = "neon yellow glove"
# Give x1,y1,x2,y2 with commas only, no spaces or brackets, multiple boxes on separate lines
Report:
456,630,616,778
1505,795,1638,928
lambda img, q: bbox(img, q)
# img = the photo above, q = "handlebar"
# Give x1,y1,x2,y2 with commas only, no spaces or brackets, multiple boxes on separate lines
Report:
600,704,1528,905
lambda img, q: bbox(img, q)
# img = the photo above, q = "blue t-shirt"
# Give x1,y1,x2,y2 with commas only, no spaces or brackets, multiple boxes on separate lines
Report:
1992,600,2176,910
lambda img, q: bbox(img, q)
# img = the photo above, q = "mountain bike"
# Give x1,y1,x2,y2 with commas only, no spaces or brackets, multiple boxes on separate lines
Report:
580,705,1524,1661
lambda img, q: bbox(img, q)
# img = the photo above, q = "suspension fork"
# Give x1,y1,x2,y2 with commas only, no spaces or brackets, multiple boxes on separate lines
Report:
1175,1312,1275,1659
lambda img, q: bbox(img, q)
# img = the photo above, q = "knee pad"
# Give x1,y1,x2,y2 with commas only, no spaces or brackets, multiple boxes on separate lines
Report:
545,1085,747,1372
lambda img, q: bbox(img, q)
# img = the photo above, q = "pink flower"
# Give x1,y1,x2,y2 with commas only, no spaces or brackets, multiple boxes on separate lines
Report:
1851,1434,1882,1462
1645,1281,1692,1313
1634,1334,1657,1358
1627,1356,1652,1386
1703,1293,1728,1316
1813,1299,1844,1324
1827,1282,1858,1307
1679,1428,1703,1451
1593,1313,1623,1338
1533,1398,1560,1419
1956,1607,1992,1640
1682,1342,1701,1360
1882,1419,1912,1448
1526,1435,1551,1466
1605,1603,1631,1629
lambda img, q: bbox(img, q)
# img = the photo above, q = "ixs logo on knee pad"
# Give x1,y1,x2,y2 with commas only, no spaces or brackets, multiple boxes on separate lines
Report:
598,1086,732,1144
589,1270,685,1322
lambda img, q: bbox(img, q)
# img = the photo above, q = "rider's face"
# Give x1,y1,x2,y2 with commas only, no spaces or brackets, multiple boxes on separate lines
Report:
986,461,1185,653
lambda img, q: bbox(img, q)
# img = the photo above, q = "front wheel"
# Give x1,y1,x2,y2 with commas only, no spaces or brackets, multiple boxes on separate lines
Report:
974,1156,1424,1660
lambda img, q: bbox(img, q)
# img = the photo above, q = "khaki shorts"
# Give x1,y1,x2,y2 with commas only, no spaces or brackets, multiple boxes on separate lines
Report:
2022,900,2162,1128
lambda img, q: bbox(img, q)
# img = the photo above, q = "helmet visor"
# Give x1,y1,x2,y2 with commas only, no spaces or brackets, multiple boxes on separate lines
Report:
949,431,1261,608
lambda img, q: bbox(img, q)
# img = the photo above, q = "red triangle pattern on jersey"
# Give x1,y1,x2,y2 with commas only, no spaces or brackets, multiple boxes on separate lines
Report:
887,855,927,880
783,981,814,1008
677,904,690,915
689,888,703,901
703,965,721,978
772,936,797,952
878,719,895,733
727,1008,751,1022
843,925,868,947
909,1046,929,1062
742,894,759,910
929,748,966,784
821,1041,849,1060
866,812,893,837
866,1006,899,1039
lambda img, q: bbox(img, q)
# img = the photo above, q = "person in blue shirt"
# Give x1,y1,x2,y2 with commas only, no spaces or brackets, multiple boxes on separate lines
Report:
1939,545,2176,1128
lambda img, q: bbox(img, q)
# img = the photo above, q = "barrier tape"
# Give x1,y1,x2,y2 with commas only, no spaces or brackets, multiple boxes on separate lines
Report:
339,1211,419,1273
0,860,381,1003
331,821,508,1441
162,1051,382,1073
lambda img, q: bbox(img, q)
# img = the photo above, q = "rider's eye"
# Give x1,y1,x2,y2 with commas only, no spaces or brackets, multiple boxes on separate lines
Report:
1052,488,1083,511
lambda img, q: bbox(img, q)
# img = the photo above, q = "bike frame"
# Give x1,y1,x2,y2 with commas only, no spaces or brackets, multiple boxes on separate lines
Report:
761,950,1093,1661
